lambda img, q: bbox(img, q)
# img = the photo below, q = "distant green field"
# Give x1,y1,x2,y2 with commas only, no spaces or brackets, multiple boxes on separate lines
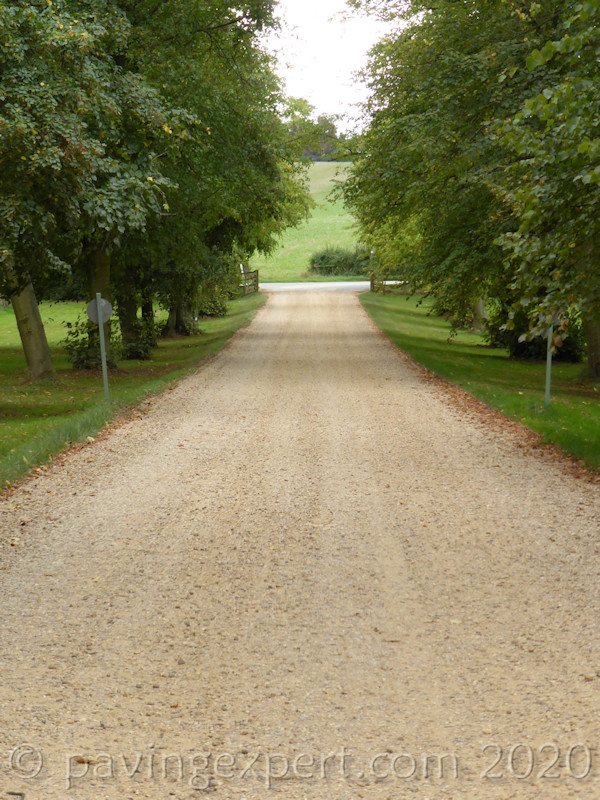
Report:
251,161,361,282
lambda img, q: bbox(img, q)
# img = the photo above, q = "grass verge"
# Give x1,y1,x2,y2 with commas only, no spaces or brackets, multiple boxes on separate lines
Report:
0,293,266,489
360,292,600,471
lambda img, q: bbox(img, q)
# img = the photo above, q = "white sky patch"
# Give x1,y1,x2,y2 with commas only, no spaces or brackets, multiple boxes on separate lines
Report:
266,0,389,131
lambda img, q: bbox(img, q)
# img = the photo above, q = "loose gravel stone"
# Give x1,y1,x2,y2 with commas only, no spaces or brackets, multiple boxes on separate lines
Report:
0,290,599,800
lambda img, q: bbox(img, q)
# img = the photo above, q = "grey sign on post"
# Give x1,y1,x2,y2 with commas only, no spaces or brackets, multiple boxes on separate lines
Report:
86,294,113,403
86,297,113,325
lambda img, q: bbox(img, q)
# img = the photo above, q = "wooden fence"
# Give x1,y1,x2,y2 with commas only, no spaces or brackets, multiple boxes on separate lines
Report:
370,276,406,293
240,268,259,295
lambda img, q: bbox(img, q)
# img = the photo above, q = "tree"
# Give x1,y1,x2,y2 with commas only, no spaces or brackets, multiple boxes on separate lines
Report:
2,0,311,372
109,0,313,343
0,0,97,379
285,100,343,160
0,0,176,375
494,1,600,374
343,1,574,332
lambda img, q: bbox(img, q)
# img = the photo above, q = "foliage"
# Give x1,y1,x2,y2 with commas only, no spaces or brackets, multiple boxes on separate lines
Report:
1,0,312,375
345,0,600,373
345,2,504,310
309,245,370,275
284,99,346,161
0,0,176,299
119,318,155,360
116,0,313,321
62,315,120,369
37,269,87,303
485,303,586,362
344,1,573,320
493,1,600,337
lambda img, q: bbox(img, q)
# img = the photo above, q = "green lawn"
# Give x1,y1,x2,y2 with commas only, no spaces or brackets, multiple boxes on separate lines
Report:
361,292,600,471
251,161,363,282
0,293,265,488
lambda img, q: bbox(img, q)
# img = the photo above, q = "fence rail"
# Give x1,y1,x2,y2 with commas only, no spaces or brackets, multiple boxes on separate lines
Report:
240,269,259,295
370,276,406,293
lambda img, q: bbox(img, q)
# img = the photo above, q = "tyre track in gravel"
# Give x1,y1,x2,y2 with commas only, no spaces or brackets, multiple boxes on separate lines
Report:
1,290,600,800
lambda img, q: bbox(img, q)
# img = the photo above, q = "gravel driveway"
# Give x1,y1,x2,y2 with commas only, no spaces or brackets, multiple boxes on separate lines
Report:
1,290,600,800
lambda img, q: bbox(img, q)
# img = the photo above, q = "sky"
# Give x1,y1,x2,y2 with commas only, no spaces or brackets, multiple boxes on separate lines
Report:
265,0,389,131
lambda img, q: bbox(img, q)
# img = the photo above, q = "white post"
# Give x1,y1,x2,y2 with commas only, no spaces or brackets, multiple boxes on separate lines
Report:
96,292,110,403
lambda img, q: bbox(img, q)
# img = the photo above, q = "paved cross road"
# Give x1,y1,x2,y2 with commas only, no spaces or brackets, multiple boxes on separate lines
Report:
261,280,371,292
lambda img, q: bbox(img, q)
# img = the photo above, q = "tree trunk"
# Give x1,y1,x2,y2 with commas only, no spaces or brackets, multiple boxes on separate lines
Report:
175,303,195,335
583,316,600,377
4,260,56,382
471,297,488,333
141,298,153,321
86,242,112,349
117,292,139,357
162,303,196,337
163,307,177,337
85,241,115,364
141,295,158,346
10,279,57,382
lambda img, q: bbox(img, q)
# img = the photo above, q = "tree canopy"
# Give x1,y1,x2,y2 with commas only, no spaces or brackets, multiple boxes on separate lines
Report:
343,0,600,373
0,0,312,376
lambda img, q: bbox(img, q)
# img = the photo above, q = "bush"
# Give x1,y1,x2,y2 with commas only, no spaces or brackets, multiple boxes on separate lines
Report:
120,318,154,360
196,249,244,316
63,316,121,369
485,304,586,362
309,245,371,276
197,284,229,317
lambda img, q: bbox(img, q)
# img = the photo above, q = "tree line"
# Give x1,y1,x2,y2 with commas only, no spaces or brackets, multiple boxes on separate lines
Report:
1,0,313,380
343,0,600,374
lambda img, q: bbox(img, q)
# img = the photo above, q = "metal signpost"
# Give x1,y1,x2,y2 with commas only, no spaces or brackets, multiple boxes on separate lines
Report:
86,294,113,403
545,322,553,406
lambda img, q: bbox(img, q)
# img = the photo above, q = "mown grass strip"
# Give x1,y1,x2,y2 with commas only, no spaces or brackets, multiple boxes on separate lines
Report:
360,292,600,471
0,293,266,488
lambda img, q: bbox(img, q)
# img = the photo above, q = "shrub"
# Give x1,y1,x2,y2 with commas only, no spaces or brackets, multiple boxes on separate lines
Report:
120,318,154,360
197,249,243,316
309,245,371,276
197,284,229,317
63,316,121,369
485,303,586,362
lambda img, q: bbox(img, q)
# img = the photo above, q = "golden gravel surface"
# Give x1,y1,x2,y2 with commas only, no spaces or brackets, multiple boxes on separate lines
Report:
1,290,600,800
